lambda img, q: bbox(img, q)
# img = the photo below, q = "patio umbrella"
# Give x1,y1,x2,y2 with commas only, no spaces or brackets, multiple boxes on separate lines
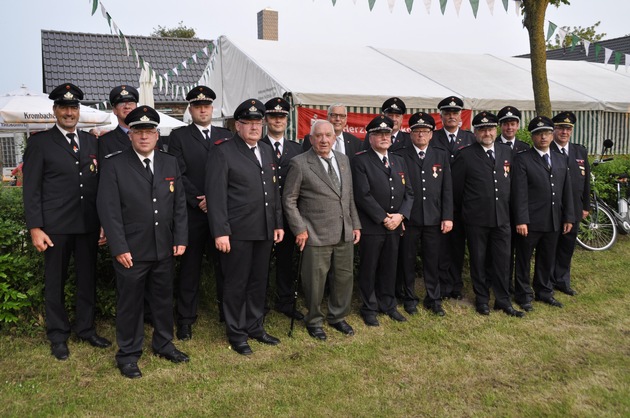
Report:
0,85,111,133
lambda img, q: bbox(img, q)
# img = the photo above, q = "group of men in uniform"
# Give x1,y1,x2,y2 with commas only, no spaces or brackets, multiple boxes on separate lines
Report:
22,80,589,378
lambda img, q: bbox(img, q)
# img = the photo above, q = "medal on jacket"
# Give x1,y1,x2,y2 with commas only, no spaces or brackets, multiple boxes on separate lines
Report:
398,172,405,185
90,156,98,173
432,164,441,178
577,159,585,176
503,161,510,178
169,181,175,192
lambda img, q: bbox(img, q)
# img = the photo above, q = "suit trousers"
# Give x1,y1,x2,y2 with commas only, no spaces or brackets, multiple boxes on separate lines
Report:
553,221,579,289
44,232,99,343
466,224,511,308
301,240,354,327
220,239,273,344
114,257,175,364
514,230,560,305
358,234,400,317
270,221,297,312
439,214,466,295
177,211,223,325
398,224,442,308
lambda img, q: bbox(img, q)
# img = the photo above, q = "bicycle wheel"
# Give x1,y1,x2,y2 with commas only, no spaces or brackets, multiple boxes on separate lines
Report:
577,203,617,251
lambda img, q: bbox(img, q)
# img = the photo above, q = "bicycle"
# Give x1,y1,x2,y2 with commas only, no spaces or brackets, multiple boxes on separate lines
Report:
577,139,630,251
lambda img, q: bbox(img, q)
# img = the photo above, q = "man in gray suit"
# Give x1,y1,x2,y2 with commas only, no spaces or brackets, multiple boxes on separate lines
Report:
283,120,361,341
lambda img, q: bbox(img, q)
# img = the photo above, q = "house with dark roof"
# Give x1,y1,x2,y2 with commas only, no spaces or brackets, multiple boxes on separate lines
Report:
517,34,629,65
41,30,213,118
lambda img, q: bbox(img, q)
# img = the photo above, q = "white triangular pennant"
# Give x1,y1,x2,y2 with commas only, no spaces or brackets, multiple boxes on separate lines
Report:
424,0,431,13
175,85,180,99
192,53,198,63
182,60,187,69
387,0,396,12
584,40,591,56
514,0,521,15
604,48,613,65
123,34,130,56
557,28,567,47
100,3,107,19
112,22,119,35
486,0,495,15
172,67,179,76
453,0,463,15
203,47,208,56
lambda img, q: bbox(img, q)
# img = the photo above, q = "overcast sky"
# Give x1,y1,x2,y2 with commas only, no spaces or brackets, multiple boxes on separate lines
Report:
1,0,628,94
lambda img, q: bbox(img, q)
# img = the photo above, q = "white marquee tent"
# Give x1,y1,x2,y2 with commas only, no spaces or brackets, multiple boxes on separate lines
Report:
200,36,630,153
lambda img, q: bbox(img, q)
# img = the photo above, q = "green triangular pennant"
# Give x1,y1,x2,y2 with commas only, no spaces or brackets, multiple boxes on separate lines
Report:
332,0,337,5
546,21,557,42
369,0,377,11
405,0,414,14
570,34,579,51
440,0,448,14
470,0,480,18
502,0,509,12
91,0,99,16
595,44,602,60
614,51,622,70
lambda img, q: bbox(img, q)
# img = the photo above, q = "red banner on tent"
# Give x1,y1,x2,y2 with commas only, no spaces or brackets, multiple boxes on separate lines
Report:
297,107,472,140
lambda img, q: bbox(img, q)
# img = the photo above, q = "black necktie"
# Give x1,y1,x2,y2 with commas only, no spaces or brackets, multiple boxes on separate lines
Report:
66,133,79,153
144,158,153,181
250,146,260,165
507,141,513,148
543,153,551,169
202,129,210,141
383,156,389,168
323,157,341,191
391,135,396,144
274,142,282,160
487,149,495,164
449,133,455,144
418,150,425,159
561,147,567,156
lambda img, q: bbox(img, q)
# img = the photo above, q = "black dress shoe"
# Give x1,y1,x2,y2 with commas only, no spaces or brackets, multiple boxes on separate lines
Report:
277,308,305,320
51,342,69,360
555,286,577,296
494,305,525,318
253,332,280,345
176,324,192,341
79,334,112,348
476,304,490,315
329,320,354,336
307,326,327,341
155,348,190,363
118,363,142,379
427,303,446,317
450,291,463,300
231,341,253,355
536,296,563,308
362,315,380,327
519,302,534,312
387,310,407,322
404,306,418,315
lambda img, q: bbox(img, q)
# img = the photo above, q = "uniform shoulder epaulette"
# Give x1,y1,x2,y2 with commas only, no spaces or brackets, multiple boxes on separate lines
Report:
286,139,300,145
431,145,448,152
104,150,123,159
516,149,528,154
158,149,174,156
496,141,511,148
355,150,368,156
171,125,186,133
575,143,587,150
214,138,230,146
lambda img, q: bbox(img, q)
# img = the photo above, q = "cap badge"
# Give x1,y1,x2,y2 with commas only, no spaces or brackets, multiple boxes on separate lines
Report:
379,122,388,128
120,89,129,96
419,118,425,124
506,111,513,117
537,121,544,127
197,93,207,100
449,101,456,107
274,104,283,111
63,91,74,100
563,118,571,123
249,106,258,112
481,117,488,123
140,115,150,122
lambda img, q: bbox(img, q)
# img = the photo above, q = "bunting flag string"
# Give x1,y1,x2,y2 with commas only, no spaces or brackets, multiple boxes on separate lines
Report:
88,0,217,98
324,0,514,15
545,19,627,71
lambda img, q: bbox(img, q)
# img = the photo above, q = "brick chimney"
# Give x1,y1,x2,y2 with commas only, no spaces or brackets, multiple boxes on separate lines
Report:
257,8,278,41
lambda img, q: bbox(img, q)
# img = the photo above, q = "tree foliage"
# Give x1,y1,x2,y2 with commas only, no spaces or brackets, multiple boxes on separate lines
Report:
547,21,607,49
151,21,197,39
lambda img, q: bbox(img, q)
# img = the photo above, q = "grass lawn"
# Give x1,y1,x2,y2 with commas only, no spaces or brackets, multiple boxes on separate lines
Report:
1,235,629,417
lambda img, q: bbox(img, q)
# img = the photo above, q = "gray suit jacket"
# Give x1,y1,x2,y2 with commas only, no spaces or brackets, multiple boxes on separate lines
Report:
282,148,361,246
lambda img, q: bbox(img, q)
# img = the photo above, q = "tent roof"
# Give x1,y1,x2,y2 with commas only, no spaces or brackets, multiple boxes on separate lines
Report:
206,36,630,117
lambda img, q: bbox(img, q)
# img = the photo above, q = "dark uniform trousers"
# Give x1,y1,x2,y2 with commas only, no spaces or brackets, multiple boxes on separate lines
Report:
551,142,590,290
169,125,232,325
396,145,453,309
512,149,574,305
261,136,303,312
453,143,513,308
432,129,475,297
494,137,531,293
352,151,413,317
206,135,283,345
22,127,101,344
97,148,188,365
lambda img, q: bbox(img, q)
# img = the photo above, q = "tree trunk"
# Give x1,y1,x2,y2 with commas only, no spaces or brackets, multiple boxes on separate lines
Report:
523,0,552,117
